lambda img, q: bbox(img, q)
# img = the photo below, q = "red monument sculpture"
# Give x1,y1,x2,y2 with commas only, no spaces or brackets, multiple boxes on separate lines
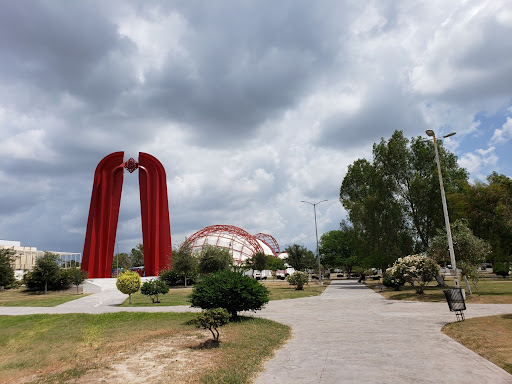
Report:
81,152,172,278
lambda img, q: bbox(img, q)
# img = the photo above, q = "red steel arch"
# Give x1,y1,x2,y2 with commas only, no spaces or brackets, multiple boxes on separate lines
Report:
181,225,264,265
254,233,280,257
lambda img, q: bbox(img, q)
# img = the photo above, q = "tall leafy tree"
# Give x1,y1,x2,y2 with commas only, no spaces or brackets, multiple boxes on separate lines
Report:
340,157,413,273
372,130,467,250
198,245,232,274
172,242,198,287
130,244,144,267
0,248,16,289
246,252,267,277
319,222,360,276
284,244,316,271
460,172,512,263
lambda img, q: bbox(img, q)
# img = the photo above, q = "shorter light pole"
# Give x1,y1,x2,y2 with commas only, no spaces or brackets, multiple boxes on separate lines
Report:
301,199,327,286
425,129,460,288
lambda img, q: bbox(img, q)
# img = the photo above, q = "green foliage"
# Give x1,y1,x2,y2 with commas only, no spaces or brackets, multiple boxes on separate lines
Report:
140,279,169,303
198,245,232,274
286,271,309,290
113,252,131,269
494,262,510,278
266,256,286,279
319,223,360,276
130,243,144,267
193,308,230,341
116,270,141,304
340,130,467,271
24,267,71,292
190,270,269,318
0,248,16,289
390,254,439,294
428,219,491,292
158,268,182,286
246,252,267,275
68,268,88,294
172,243,198,286
383,269,406,290
460,172,512,263
284,244,316,271
33,252,61,294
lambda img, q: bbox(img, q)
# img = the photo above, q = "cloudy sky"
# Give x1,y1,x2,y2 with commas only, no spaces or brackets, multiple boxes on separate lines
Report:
1,1,511,256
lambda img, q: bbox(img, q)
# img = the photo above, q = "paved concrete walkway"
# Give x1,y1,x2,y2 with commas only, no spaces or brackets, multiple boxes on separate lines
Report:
1,280,512,383
254,280,512,384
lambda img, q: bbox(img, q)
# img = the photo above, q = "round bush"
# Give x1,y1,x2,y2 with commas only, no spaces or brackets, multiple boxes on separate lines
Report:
190,270,269,318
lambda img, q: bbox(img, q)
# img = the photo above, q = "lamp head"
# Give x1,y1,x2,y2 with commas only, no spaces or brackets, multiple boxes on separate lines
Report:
442,132,456,138
425,130,435,137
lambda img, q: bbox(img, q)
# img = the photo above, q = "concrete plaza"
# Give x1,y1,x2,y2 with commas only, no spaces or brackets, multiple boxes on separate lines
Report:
1,279,511,383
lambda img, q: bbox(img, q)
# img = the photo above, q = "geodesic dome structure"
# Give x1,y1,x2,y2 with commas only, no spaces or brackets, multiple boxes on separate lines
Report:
181,225,280,265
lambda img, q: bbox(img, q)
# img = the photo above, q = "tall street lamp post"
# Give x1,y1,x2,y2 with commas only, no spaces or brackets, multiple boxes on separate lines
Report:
301,199,327,286
425,130,460,288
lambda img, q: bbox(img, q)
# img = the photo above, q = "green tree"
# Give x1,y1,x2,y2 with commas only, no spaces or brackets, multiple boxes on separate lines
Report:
0,248,16,289
113,252,131,269
190,269,269,318
284,244,316,271
319,223,360,276
130,244,144,267
340,158,413,273
460,172,512,264
140,279,169,303
34,252,60,294
246,252,267,277
69,268,88,294
172,243,198,287
286,271,309,290
428,219,491,294
266,256,286,279
116,270,141,304
194,308,230,341
198,245,232,274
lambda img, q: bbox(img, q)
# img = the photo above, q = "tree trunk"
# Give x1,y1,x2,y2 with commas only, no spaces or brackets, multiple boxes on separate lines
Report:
129,293,132,304
184,274,188,287
462,274,472,295
44,280,48,295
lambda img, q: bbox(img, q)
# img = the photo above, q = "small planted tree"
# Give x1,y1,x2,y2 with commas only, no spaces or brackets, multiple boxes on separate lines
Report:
194,308,230,341
190,269,269,318
116,270,141,304
69,268,88,294
391,254,439,294
34,252,60,294
140,279,169,303
286,271,309,290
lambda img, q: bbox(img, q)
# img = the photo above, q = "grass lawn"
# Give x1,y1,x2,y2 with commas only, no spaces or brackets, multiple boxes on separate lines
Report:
443,314,512,374
120,279,330,306
0,288,90,307
0,312,290,383
365,277,512,304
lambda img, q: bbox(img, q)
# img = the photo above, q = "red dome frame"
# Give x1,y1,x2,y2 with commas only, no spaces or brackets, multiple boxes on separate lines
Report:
253,233,280,257
181,224,265,265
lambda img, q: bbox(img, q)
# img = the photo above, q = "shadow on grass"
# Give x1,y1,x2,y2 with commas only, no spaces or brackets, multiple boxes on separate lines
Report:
194,339,221,349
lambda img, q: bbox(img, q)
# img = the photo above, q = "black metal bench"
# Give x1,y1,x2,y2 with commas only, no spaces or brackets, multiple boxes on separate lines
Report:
443,288,466,321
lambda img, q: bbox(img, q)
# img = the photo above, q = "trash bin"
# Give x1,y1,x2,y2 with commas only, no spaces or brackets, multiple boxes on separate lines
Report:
443,288,466,321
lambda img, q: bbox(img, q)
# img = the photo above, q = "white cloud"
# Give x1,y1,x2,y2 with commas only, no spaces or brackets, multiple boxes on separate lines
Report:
491,117,512,144
459,146,498,181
